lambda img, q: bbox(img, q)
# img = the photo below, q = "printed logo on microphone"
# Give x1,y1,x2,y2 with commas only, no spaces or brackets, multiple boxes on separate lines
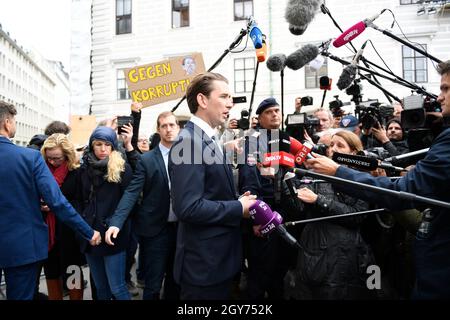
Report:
343,29,359,42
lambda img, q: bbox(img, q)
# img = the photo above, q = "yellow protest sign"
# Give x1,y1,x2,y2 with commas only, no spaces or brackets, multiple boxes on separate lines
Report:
125,53,206,108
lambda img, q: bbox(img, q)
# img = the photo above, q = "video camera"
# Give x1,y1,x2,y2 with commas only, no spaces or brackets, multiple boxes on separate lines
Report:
233,96,250,130
300,96,313,106
355,100,393,130
329,95,348,118
401,94,442,151
285,112,320,142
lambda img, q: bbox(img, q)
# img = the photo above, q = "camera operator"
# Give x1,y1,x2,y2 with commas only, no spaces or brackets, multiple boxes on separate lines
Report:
304,60,450,299
238,97,298,299
314,108,333,133
371,118,409,160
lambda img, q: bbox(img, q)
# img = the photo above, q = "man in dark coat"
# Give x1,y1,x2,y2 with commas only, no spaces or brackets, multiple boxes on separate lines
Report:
305,60,450,299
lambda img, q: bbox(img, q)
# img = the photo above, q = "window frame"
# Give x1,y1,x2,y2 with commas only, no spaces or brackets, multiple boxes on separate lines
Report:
402,44,428,83
172,0,190,28
304,58,328,89
234,57,255,93
234,0,254,21
116,0,132,35
116,69,130,100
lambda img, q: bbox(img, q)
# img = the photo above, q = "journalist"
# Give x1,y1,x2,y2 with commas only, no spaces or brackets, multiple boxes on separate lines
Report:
304,60,450,299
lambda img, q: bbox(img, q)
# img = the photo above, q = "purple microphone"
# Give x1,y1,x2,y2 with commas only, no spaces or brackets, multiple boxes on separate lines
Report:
249,200,303,249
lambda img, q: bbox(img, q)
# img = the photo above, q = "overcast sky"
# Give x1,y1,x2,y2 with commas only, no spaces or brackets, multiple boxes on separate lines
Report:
0,0,71,71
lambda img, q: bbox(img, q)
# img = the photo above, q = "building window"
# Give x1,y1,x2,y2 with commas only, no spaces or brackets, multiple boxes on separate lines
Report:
116,0,132,35
234,57,255,93
400,0,421,4
117,70,130,100
234,0,253,21
402,45,427,83
305,59,328,89
172,0,189,28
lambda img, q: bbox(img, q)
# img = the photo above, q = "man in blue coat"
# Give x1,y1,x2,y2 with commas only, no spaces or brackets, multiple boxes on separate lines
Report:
0,101,101,300
107,111,181,300
168,72,256,299
305,60,450,299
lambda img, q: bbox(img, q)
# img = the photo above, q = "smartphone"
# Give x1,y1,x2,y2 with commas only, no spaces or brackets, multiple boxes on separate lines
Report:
117,116,134,134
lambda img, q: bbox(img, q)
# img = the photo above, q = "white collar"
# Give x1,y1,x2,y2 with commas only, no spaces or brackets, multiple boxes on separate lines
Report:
190,115,217,140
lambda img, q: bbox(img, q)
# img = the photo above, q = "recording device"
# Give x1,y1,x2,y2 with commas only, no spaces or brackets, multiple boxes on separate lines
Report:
329,95,349,118
286,44,319,70
300,96,313,106
336,40,368,90
285,113,320,142
355,101,393,130
249,17,263,49
256,39,267,62
289,137,314,166
249,200,302,249
285,0,321,36
117,116,134,135
320,76,332,91
233,96,250,130
332,152,405,172
401,95,442,130
332,10,386,47
266,54,287,72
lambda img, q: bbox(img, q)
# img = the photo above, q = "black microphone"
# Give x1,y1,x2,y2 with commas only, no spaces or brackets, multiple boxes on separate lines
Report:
285,0,321,36
266,54,287,72
332,152,405,172
285,44,319,71
336,40,368,90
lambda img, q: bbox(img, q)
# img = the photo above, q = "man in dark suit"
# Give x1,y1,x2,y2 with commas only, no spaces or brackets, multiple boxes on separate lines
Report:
107,111,180,300
168,72,256,300
0,101,101,300
304,60,450,299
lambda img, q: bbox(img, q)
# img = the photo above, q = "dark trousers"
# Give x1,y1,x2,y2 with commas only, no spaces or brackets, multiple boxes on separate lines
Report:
162,222,180,300
4,262,39,300
180,279,233,300
125,231,138,283
139,227,170,300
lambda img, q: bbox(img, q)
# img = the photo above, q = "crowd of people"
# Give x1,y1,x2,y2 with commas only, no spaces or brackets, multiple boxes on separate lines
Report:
1,60,450,300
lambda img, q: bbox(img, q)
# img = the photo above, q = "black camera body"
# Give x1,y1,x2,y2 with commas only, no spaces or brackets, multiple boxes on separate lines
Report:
329,95,345,117
237,109,250,130
356,101,393,130
285,113,320,142
300,96,313,106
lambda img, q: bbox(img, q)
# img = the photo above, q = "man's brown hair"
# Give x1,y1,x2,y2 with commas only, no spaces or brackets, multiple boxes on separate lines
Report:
186,72,228,114
0,101,17,127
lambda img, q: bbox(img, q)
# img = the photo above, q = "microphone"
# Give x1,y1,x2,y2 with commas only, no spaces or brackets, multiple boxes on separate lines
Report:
332,10,386,48
285,0,321,36
266,54,287,72
289,137,314,166
336,40,368,90
249,18,263,49
332,152,406,172
249,200,302,249
286,44,319,71
256,39,267,62
383,148,429,163
263,131,295,168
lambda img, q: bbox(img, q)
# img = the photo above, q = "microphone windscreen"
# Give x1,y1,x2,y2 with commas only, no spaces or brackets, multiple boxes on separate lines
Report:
336,65,357,90
285,0,321,32
332,21,367,48
332,152,378,171
268,131,292,153
286,44,319,70
289,24,307,36
266,54,286,72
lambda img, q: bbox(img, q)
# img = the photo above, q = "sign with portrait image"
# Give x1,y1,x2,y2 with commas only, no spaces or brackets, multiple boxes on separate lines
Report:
125,52,205,108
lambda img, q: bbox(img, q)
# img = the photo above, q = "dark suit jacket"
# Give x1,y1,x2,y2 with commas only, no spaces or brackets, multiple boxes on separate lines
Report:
335,128,450,299
111,146,171,238
168,121,243,287
0,137,93,268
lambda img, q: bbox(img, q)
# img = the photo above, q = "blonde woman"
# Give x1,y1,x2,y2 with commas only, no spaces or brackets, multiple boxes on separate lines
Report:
40,133,84,300
74,126,132,300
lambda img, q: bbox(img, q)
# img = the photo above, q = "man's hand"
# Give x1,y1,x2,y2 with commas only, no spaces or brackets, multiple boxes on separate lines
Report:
105,117,118,130
305,152,340,176
89,231,102,246
252,225,263,237
297,187,318,203
105,226,120,246
239,191,257,218
372,126,389,144
131,102,143,113
224,137,244,154
228,118,238,130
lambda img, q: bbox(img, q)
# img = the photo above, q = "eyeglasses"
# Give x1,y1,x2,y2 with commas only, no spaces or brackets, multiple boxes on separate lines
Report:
47,156,65,162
